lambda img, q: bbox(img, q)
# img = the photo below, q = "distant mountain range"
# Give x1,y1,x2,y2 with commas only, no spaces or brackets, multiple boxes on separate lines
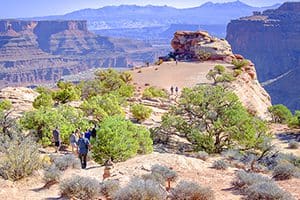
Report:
26,1,281,39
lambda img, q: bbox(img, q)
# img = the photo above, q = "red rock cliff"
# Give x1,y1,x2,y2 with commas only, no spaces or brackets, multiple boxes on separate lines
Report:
226,2,300,110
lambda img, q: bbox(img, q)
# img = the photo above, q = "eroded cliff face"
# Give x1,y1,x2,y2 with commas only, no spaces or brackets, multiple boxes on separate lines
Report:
226,2,300,110
0,20,131,88
170,31,271,119
171,31,233,61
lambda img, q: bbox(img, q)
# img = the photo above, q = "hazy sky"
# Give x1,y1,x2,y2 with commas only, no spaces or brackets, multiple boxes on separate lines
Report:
0,0,293,18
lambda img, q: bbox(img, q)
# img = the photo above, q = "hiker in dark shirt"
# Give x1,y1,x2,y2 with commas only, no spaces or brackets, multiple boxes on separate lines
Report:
84,128,91,141
91,125,97,139
175,86,179,95
52,127,61,153
170,86,174,95
77,132,91,169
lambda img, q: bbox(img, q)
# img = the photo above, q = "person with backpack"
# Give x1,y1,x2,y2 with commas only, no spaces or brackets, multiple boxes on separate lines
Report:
69,130,78,155
77,132,91,169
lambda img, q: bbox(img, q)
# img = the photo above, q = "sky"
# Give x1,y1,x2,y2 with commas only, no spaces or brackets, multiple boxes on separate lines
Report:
0,0,294,18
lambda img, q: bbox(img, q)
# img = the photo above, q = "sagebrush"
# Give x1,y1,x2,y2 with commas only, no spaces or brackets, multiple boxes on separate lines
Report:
0,134,41,181
171,180,215,200
60,176,101,199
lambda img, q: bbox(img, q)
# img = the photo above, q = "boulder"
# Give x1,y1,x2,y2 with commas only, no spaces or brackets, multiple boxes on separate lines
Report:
0,87,39,117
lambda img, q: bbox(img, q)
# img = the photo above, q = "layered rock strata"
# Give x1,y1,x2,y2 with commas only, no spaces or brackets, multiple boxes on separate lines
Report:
0,19,150,88
226,2,300,110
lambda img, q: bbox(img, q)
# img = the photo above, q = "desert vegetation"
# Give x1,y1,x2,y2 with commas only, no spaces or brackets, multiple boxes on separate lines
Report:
0,66,299,200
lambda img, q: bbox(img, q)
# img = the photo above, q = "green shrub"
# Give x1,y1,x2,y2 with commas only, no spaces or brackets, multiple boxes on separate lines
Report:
233,69,243,77
232,59,249,69
212,159,229,170
268,104,293,124
51,154,81,171
142,86,168,99
92,116,153,164
171,180,215,200
288,140,299,149
112,177,167,200
60,176,101,199
130,103,152,122
53,81,81,104
33,93,54,109
245,182,294,200
81,94,125,122
0,133,41,181
100,180,121,198
196,151,209,161
272,163,296,180
20,105,90,145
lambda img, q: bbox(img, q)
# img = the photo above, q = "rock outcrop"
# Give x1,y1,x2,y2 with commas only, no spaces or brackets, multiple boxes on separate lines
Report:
0,87,39,117
171,31,233,61
226,2,300,110
169,31,271,119
0,19,162,88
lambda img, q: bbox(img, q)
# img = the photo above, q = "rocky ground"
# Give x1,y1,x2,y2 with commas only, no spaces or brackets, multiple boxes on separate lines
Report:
0,125,299,200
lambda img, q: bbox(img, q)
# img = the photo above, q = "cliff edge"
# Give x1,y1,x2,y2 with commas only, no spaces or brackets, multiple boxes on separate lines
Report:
226,2,300,110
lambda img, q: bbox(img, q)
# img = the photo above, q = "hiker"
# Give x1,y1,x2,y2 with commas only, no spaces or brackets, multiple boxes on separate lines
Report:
175,86,179,95
170,86,174,95
77,132,91,169
52,127,61,153
69,131,77,155
91,125,97,139
84,128,91,141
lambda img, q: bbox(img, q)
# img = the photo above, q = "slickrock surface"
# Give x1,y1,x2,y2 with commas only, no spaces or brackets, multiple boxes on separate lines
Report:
0,87,38,117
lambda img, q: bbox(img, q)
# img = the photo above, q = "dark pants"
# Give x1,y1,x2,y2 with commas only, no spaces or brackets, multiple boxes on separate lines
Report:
79,153,87,169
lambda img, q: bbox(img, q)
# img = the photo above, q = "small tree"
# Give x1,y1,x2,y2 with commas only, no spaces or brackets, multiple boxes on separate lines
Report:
268,104,292,124
20,105,90,146
158,85,268,153
130,103,152,122
33,93,54,109
92,116,153,164
232,59,249,69
81,94,125,122
0,100,15,136
53,81,81,104
206,65,235,85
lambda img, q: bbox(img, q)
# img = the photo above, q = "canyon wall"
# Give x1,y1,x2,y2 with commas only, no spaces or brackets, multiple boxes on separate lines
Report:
0,19,159,88
226,2,300,110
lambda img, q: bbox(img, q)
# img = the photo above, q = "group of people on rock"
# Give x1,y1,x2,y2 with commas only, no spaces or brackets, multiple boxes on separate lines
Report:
52,126,97,169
